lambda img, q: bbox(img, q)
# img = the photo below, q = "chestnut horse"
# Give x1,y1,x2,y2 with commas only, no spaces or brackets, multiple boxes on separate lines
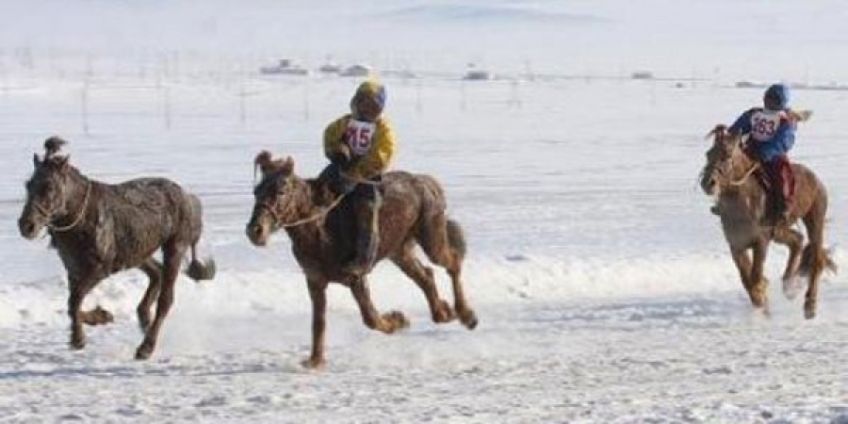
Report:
700,125,835,318
18,137,216,359
246,151,477,368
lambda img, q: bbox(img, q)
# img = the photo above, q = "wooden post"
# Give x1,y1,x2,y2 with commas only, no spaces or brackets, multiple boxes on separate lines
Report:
81,79,90,135
163,86,172,130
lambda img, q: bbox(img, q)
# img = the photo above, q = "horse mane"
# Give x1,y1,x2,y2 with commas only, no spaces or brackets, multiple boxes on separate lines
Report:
44,136,68,159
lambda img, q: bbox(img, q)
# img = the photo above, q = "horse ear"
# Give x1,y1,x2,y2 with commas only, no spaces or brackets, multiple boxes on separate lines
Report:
254,150,274,175
33,153,41,169
280,156,294,175
705,124,727,141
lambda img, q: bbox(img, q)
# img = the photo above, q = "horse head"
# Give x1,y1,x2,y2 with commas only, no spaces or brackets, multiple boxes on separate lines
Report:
246,150,297,246
700,124,745,197
18,137,79,239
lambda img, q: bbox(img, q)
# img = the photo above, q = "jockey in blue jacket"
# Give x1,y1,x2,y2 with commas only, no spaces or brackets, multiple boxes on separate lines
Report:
728,83,803,223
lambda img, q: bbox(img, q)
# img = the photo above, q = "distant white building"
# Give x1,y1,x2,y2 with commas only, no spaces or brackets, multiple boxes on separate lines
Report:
463,70,493,81
340,64,372,77
319,63,342,74
260,59,309,76
631,71,654,80
463,63,493,81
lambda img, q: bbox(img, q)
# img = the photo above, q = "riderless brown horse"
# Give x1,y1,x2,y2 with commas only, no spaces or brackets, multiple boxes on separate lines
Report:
246,151,477,368
18,137,216,359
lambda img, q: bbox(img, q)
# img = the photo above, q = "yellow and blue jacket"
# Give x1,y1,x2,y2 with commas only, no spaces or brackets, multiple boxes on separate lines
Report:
323,114,396,180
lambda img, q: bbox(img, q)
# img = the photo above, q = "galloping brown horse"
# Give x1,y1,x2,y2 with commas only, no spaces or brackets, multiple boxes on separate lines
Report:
700,125,835,318
18,137,216,359
246,151,477,368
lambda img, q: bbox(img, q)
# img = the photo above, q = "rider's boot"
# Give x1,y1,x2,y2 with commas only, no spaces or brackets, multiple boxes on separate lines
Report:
341,196,380,278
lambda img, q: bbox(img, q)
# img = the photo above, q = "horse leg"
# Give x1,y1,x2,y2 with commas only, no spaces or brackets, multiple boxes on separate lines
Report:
772,226,804,299
391,243,455,324
136,258,163,333
67,275,101,349
418,215,477,329
802,202,827,319
350,276,409,334
302,278,328,369
730,248,755,304
749,240,770,314
79,305,114,326
135,243,185,360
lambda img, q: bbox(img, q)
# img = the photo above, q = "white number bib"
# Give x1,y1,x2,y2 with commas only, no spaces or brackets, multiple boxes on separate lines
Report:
344,120,376,156
750,110,785,142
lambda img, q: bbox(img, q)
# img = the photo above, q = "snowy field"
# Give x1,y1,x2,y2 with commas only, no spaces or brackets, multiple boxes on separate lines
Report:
2,1,848,422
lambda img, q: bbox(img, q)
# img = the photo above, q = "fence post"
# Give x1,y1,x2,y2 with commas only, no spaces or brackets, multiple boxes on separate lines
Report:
81,79,90,135
239,82,247,126
163,86,172,130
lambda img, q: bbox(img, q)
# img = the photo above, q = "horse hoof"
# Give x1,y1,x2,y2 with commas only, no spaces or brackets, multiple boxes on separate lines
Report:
459,310,478,330
90,306,114,325
433,300,456,323
782,277,803,300
134,342,155,360
804,307,816,320
383,311,410,332
301,357,326,370
69,337,86,350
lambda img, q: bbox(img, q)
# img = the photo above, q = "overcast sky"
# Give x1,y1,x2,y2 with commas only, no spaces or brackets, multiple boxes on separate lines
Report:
1,0,846,79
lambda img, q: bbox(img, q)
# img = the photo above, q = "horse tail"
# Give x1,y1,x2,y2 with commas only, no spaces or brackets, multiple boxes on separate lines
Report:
824,249,837,274
798,245,837,277
185,193,216,281
186,244,216,281
446,219,466,259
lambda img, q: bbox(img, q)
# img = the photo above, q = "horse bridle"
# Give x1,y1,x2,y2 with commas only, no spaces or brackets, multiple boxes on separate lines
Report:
258,190,348,229
709,132,759,188
254,168,377,229
34,182,92,233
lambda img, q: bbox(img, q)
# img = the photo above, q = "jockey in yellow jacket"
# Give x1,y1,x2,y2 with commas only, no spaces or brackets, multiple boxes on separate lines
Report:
320,80,396,276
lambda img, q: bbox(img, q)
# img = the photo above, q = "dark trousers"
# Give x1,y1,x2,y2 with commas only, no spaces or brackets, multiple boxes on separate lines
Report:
743,146,794,215
762,155,794,211
319,164,382,272
319,164,381,200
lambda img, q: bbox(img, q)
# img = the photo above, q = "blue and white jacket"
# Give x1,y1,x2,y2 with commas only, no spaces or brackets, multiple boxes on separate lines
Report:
729,107,796,162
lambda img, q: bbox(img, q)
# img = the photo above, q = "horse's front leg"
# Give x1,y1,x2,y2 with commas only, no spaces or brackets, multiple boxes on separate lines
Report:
302,278,328,369
749,240,770,313
67,274,102,349
773,226,804,299
350,277,409,334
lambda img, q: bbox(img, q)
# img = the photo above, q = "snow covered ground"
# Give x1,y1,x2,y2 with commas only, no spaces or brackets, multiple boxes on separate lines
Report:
1,1,848,422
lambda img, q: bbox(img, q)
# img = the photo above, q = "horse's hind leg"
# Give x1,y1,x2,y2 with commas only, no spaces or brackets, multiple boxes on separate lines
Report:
350,276,409,334
418,216,477,329
136,243,186,360
801,198,828,319
391,243,455,324
137,258,163,332
773,226,804,299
